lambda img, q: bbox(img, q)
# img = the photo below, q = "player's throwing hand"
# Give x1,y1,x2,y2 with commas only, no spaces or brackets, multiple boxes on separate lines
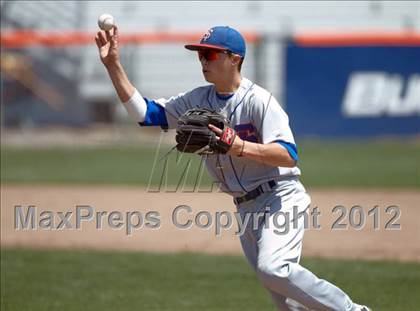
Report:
95,26,120,67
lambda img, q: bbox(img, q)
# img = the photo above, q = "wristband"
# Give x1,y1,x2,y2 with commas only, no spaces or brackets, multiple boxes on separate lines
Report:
238,140,245,157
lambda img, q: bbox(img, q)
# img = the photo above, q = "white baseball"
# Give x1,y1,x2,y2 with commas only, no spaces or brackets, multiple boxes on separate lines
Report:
98,13,115,31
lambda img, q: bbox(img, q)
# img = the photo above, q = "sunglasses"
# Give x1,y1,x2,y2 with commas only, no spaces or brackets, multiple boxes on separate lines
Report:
198,49,231,61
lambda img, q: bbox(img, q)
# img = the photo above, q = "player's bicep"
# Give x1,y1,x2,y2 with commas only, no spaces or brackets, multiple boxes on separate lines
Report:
251,95,295,145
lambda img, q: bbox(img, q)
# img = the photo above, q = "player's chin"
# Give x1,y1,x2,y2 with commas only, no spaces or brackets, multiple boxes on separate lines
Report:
202,71,214,83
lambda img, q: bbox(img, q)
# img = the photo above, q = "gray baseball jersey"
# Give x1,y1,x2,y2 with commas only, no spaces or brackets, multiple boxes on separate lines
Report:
142,77,300,196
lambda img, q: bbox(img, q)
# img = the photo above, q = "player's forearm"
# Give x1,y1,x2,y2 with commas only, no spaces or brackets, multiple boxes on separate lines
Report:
105,62,135,103
240,141,296,168
105,62,147,123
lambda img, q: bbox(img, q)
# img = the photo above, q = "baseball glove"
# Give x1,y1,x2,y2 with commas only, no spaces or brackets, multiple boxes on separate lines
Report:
175,108,236,154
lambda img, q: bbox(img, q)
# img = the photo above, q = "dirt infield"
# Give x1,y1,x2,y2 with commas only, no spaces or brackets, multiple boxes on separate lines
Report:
2,185,419,262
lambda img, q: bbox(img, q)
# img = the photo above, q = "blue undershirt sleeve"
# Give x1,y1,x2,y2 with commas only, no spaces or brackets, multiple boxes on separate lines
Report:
139,98,169,129
276,140,299,161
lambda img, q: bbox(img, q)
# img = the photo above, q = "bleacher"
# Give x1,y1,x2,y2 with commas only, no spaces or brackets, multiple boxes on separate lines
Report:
2,1,418,126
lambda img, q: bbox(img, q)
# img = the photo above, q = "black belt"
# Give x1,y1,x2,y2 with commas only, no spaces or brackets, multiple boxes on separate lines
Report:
233,180,277,205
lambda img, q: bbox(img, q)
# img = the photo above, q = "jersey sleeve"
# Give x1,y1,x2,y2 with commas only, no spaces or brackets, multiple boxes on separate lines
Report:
139,98,169,129
251,93,296,145
276,140,298,161
140,92,192,129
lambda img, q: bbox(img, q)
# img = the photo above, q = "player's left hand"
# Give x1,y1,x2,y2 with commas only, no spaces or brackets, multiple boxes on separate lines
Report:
208,124,244,157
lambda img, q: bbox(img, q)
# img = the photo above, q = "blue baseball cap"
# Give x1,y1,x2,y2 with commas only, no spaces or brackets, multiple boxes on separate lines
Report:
185,26,246,58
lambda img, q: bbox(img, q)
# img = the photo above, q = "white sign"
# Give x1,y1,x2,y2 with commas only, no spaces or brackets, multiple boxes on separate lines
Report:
342,72,420,117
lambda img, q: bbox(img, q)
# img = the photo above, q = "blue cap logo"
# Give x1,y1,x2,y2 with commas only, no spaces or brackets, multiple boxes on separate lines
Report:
202,29,214,42
185,26,246,58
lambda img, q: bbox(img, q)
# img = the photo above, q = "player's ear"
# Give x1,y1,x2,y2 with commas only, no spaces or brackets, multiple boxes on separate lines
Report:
230,54,243,72
230,54,241,67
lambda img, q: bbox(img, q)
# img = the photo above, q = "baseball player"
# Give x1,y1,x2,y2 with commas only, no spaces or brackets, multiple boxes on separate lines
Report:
95,25,371,311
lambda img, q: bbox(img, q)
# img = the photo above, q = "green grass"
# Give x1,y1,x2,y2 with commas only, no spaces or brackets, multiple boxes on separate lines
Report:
0,146,214,189
298,140,420,188
2,248,419,310
1,140,419,188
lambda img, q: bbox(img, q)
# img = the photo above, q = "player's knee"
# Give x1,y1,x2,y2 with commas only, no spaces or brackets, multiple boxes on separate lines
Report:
256,259,291,281
256,259,294,295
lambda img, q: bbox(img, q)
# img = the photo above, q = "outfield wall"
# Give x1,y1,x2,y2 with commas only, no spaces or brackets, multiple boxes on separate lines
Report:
285,33,420,137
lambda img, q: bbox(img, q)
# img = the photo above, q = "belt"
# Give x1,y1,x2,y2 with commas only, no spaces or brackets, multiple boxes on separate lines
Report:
233,180,277,205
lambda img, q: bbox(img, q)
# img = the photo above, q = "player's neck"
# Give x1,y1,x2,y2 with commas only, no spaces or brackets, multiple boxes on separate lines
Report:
214,74,242,94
